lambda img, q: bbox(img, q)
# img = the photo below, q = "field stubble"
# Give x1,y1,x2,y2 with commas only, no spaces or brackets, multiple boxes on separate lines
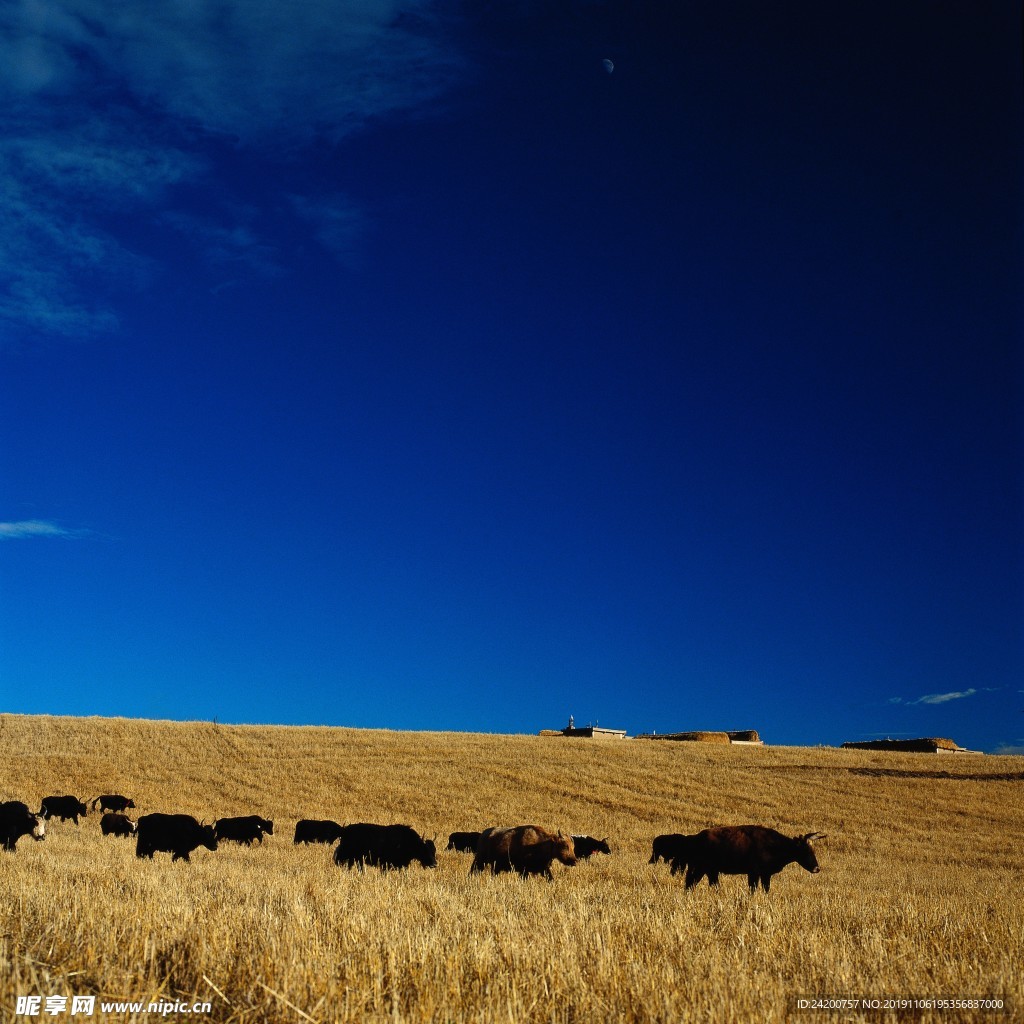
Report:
0,714,1021,1023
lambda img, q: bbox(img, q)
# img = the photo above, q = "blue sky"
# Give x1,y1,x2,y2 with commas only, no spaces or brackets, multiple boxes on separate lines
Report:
2,1,1021,753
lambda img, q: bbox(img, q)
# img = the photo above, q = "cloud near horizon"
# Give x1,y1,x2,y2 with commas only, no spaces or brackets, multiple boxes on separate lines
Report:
0,0,463,340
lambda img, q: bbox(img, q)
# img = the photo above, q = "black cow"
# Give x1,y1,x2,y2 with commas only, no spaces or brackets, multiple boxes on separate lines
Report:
676,825,827,892
293,819,345,845
333,823,437,871
471,825,577,880
214,815,273,845
571,835,611,859
135,813,218,862
39,795,88,824
446,830,482,853
0,801,47,851
92,794,136,813
650,833,693,865
101,813,137,838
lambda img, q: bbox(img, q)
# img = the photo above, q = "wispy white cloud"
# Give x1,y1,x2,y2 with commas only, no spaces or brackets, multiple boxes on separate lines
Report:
0,0,463,339
910,688,977,705
991,743,1024,756
887,688,980,707
0,519,81,539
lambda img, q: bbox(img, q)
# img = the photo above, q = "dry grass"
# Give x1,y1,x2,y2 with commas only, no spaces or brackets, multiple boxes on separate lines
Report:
1,713,1021,1023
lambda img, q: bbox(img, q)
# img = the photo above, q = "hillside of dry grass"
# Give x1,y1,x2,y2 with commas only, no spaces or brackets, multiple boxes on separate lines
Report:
1,713,1021,1023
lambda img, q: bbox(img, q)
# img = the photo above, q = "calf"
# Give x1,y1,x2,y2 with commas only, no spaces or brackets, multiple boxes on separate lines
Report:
214,815,273,845
101,813,137,838
446,830,482,853
293,819,345,845
650,833,692,865
92,794,136,813
571,835,611,859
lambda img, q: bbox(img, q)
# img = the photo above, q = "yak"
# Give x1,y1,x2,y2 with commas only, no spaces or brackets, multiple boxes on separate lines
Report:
470,825,577,880
101,813,137,838
293,819,345,845
675,825,826,892
650,833,694,865
214,815,273,845
135,813,218,862
571,835,611,859
39,795,88,824
446,830,482,853
333,823,437,871
0,801,46,851
92,794,136,813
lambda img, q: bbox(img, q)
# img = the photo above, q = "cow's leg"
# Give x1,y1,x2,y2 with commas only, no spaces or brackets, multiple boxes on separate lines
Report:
684,866,703,889
761,874,771,892
747,873,758,892
707,872,720,886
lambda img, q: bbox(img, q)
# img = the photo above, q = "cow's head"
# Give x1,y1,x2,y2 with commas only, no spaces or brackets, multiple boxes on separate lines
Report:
199,823,219,852
596,837,611,855
796,832,826,873
127,819,138,834
31,814,46,841
261,819,274,835
127,799,136,809
418,835,437,868
554,831,577,867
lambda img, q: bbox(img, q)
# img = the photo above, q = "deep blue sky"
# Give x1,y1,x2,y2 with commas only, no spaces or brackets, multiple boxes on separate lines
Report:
2,2,1021,752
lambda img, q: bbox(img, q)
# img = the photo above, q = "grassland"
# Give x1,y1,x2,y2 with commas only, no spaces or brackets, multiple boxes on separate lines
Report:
1,713,1021,1023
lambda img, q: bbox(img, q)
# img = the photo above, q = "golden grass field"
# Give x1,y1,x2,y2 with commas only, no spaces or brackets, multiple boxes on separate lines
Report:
1,713,1022,1023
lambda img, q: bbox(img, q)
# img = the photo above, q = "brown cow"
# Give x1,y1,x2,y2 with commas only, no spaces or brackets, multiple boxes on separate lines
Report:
676,825,826,892
470,825,577,879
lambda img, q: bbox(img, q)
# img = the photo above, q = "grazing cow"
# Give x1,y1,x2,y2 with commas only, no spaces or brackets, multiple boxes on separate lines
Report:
101,813,137,838
92,794,136,813
470,825,577,880
333,823,437,871
446,830,482,853
293,819,345,845
39,795,88,824
214,815,274,845
571,835,611,859
0,801,46,851
676,825,827,892
135,813,218,862
650,833,693,865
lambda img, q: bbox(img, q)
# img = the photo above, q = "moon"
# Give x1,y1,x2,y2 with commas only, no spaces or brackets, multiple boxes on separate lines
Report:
602,58,614,74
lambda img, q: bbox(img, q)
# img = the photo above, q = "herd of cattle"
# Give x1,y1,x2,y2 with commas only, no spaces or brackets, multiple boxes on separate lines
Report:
0,794,827,892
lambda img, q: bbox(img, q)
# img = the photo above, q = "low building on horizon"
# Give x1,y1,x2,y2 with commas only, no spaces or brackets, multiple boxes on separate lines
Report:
841,737,982,754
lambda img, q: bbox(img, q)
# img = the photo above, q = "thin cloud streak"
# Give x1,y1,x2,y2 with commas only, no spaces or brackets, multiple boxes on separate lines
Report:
912,688,977,705
0,519,80,539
